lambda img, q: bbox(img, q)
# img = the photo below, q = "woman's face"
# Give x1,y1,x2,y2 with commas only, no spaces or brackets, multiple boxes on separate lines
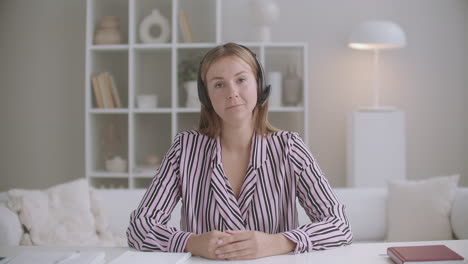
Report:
205,55,258,127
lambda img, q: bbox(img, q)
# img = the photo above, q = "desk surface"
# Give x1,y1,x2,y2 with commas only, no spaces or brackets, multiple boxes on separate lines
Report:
1,240,467,264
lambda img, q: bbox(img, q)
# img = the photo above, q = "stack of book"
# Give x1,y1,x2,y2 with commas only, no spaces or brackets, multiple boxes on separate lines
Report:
92,72,122,108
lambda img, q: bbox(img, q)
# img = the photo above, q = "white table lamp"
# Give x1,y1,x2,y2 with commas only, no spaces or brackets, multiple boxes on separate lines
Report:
348,20,406,110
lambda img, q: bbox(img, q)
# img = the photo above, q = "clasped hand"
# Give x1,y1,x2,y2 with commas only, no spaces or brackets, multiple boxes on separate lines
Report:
185,230,295,260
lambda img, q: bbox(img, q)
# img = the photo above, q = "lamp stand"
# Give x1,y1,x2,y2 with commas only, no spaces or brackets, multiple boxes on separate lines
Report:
359,49,396,112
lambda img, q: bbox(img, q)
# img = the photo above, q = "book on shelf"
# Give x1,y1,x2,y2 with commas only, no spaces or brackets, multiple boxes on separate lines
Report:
92,72,122,109
387,245,464,264
178,10,194,43
109,250,191,264
107,72,122,108
92,75,105,108
97,72,114,108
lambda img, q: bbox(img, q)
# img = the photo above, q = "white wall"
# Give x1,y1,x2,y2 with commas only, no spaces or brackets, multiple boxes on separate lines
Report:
1,0,467,191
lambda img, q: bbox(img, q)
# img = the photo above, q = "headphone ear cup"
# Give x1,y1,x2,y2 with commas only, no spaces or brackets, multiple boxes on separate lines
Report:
256,58,270,106
259,84,271,106
197,66,211,108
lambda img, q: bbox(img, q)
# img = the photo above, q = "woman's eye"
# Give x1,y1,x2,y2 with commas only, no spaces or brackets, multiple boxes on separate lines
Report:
238,77,246,83
214,82,223,88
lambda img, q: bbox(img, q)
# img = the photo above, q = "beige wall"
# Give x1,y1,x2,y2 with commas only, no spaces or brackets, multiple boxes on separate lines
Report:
1,0,86,191
1,0,467,191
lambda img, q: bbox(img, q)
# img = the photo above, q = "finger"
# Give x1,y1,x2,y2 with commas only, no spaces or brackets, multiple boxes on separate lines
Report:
223,230,252,242
220,247,255,260
216,239,251,255
213,231,231,246
226,253,256,261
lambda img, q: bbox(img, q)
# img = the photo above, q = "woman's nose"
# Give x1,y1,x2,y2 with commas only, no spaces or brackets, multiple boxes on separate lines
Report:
227,83,239,99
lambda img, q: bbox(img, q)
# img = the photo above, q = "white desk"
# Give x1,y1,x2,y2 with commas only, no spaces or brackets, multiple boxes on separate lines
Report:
1,240,467,264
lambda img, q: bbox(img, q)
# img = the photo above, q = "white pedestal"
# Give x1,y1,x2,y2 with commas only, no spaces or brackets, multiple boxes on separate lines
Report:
347,110,406,187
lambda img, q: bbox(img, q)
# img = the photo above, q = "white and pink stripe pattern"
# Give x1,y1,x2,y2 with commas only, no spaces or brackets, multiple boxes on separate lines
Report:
127,130,353,254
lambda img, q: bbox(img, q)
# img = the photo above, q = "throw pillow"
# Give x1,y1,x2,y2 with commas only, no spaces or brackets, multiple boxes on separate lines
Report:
386,175,459,242
450,188,468,239
7,178,99,246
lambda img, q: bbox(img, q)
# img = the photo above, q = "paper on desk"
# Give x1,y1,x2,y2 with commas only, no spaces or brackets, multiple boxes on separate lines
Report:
109,251,191,264
7,251,105,264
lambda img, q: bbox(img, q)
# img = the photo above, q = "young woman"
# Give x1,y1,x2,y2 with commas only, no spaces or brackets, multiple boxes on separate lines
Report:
127,43,353,260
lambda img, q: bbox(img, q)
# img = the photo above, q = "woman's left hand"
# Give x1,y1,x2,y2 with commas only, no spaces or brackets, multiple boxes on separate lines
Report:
214,230,296,260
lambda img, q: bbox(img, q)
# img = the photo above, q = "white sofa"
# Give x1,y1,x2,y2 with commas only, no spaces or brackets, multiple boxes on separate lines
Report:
1,188,467,246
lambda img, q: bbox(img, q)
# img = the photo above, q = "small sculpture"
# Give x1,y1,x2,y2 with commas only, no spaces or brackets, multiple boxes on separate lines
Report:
139,9,171,44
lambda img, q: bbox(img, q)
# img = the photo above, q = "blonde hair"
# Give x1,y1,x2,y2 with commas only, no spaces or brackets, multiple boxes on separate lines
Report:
197,43,279,138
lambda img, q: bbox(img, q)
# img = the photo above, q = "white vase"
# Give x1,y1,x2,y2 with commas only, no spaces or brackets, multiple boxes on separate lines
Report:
184,80,201,108
139,9,171,44
267,72,282,107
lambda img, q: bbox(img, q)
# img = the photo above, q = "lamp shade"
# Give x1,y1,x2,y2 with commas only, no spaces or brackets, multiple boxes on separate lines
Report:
348,21,406,50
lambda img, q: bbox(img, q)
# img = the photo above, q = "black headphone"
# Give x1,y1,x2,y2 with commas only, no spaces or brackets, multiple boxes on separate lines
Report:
197,44,271,109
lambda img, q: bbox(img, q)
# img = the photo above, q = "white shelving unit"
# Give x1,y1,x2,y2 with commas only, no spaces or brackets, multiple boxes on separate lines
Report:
85,0,309,189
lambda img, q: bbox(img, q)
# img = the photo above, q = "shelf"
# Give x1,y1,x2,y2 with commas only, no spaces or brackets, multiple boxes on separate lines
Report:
89,177,129,189
90,45,129,51
133,49,171,108
85,0,308,189
133,178,153,189
177,0,217,43
176,43,218,48
133,44,172,50
89,172,129,178
132,173,156,178
133,108,172,113
133,0,172,44
90,109,129,114
90,114,128,172
176,108,201,113
269,112,305,138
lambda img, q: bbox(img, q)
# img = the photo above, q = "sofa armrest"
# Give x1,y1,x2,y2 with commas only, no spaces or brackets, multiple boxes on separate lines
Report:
0,202,23,246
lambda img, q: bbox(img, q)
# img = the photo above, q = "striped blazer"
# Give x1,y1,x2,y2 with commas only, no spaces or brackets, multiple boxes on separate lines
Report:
127,130,353,254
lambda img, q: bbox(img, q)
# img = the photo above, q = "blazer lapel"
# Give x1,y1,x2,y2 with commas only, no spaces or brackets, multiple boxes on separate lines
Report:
209,137,246,230
237,134,268,220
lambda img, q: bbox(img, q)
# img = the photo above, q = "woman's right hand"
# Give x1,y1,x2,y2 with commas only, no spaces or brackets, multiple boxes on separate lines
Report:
185,230,230,259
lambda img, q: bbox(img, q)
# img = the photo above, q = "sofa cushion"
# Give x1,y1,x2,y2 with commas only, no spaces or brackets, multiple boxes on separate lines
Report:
334,188,387,241
97,189,146,238
0,202,23,246
7,178,124,246
451,188,468,239
386,175,459,242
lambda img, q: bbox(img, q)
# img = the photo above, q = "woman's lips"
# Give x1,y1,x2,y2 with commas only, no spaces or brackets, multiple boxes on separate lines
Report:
226,104,244,109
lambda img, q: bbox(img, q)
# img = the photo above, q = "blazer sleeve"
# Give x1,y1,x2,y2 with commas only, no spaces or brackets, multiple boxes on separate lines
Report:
126,133,192,252
282,133,353,253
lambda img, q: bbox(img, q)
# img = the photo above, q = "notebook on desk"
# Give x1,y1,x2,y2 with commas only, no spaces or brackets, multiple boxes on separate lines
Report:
387,245,464,264
5,251,105,264
109,251,191,264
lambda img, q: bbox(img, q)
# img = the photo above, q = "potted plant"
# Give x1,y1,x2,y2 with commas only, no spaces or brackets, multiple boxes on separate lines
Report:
179,56,201,108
